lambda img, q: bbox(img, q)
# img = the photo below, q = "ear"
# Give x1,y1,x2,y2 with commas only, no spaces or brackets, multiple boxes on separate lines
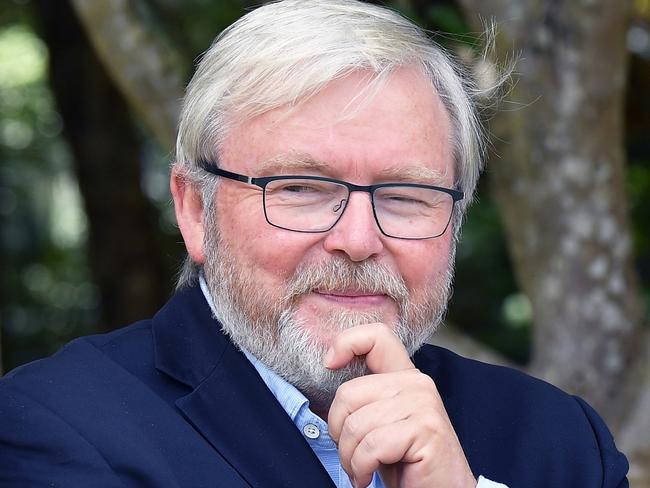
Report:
170,165,206,265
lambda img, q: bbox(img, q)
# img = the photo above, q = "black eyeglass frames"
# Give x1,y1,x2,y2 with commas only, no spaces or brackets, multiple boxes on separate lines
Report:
197,161,463,240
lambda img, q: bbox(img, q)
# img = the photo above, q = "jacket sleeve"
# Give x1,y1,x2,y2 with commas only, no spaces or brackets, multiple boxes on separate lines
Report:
573,396,629,488
0,385,127,488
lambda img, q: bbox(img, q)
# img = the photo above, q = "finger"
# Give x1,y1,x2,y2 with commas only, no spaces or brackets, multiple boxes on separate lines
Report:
348,420,415,488
327,370,428,443
324,323,414,374
336,397,411,475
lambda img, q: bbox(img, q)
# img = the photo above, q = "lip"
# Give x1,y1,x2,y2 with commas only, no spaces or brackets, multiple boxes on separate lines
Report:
313,290,389,305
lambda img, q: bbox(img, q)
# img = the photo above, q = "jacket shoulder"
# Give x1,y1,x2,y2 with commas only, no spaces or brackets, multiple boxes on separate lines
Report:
2,320,154,389
0,322,156,487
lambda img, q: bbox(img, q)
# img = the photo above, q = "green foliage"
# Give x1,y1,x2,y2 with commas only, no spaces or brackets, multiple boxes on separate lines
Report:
425,5,469,35
0,20,97,369
629,161,650,322
449,178,531,363
141,0,262,79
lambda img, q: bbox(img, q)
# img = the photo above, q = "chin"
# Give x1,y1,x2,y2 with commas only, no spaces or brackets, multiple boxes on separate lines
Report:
293,306,389,345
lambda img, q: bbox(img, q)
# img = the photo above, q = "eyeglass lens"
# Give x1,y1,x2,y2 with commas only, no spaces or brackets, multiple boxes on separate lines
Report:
263,178,454,239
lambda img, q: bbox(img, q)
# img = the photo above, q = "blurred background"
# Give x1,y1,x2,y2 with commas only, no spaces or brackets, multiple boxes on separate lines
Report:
0,0,649,483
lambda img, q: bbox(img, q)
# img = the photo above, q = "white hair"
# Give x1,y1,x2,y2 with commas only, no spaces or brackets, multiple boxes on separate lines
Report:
174,0,490,287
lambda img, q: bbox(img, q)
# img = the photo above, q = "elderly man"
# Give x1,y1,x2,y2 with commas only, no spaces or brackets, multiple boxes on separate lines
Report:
0,1,628,487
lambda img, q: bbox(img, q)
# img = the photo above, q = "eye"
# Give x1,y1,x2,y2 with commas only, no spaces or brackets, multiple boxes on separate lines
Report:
267,179,341,197
387,194,427,204
280,184,322,193
375,187,453,218
381,192,432,207
266,179,346,207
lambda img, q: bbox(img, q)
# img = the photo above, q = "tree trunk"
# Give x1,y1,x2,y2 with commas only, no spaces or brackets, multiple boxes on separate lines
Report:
33,0,172,330
459,0,649,483
69,0,184,153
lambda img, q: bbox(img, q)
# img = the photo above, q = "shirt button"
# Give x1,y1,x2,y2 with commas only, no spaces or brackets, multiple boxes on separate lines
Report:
303,423,320,439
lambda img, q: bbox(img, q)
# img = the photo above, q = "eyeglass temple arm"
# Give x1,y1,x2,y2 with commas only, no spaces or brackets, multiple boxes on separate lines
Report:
197,161,252,184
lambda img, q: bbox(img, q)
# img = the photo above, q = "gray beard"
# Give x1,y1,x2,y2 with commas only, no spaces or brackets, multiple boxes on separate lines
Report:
203,229,454,413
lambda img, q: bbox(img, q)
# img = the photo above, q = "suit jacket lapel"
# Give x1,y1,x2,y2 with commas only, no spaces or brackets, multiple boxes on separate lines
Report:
152,286,335,488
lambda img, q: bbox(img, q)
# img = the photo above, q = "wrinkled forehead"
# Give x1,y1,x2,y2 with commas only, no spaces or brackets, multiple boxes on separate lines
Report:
256,153,451,186
219,68,454,184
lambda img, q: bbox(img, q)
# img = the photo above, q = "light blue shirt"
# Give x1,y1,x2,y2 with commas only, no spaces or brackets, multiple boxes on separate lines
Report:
199,277,507,487
243,349,381,487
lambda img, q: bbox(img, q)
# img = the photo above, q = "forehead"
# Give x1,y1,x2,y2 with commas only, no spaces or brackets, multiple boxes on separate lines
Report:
219,68,453,184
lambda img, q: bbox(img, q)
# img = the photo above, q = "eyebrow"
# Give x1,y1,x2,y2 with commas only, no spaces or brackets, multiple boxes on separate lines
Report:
257,153,451,186
374,166,450,186
256,154,329,175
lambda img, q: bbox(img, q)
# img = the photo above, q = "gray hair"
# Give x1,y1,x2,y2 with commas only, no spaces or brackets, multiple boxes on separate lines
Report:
174,0,490,288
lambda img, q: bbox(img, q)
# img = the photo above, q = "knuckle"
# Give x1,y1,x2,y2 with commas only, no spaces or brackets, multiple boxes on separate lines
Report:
349,456,363,479
412,371,436,390
376,323,396,338
329,332,346,350
417,412,443,437
341,415,360,440
335,376,365,402
421,413,439,432
335,381,354,403
360,429,380,455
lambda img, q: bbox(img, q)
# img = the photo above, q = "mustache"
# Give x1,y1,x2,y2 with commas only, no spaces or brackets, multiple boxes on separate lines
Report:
282,257,409,304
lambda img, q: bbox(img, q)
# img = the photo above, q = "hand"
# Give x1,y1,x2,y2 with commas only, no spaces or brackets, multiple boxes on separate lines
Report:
325,324,476,488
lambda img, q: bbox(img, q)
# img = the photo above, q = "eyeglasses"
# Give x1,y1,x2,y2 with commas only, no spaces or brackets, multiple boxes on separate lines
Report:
198,161,464,240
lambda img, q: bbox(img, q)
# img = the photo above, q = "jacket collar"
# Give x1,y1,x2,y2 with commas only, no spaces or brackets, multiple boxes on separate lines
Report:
152,285,335,487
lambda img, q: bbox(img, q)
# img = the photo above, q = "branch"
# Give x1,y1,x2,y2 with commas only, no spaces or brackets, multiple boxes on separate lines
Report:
69,0,184,151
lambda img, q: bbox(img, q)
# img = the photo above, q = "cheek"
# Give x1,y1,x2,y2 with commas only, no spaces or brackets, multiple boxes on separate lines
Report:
217,191,322,288
395,236,453,292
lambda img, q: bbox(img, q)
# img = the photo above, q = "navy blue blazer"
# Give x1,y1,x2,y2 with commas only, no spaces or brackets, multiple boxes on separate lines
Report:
0,285,628,487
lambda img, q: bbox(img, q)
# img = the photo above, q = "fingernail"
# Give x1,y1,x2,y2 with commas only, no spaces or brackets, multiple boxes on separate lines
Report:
324,347,335,367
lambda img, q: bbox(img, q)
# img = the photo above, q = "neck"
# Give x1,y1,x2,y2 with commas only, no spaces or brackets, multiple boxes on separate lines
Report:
311,404,330,422
300,387,335,423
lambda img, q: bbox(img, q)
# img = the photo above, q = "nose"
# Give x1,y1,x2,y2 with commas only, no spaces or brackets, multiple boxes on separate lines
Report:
322,191,384,262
